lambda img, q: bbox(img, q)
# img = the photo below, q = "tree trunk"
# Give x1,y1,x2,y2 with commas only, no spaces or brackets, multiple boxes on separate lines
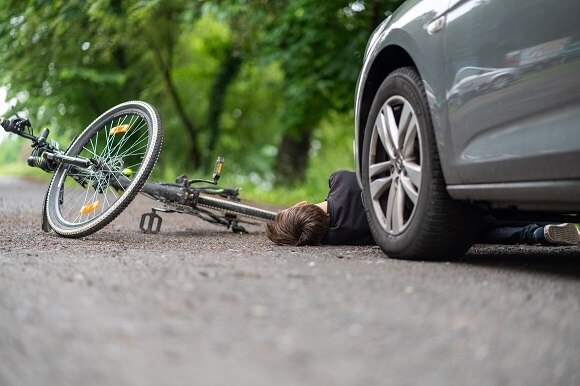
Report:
143,17,202,169
207,47,243,152
161,66,202,168
275,130,311,186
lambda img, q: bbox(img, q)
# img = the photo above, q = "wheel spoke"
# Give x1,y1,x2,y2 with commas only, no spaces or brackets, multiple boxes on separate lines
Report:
369,160,393,178
401,116,418,159
400,174,419,205
397,102,412,146
403,160,421,191
393,180,405,232
385,104,400,155
377,107,397,160
385,181,397,232
370,175,393,200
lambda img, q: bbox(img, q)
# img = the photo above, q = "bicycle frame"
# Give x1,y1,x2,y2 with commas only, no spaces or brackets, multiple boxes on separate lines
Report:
1,107,276,237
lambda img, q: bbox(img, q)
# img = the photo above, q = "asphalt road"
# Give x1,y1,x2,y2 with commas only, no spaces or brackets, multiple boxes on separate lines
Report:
1,177,579,386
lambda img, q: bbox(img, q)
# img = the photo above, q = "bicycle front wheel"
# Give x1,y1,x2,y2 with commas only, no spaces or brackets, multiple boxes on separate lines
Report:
46,101,163,237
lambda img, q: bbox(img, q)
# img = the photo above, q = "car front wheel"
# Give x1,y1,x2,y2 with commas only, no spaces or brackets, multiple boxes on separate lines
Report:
361,67,481,260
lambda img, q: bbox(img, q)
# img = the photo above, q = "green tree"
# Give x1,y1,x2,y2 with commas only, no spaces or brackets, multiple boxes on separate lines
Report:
0,0,243,171
260,0,403,185
1,0,405,188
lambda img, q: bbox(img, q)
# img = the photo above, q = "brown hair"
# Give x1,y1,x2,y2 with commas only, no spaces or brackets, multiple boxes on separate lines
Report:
266,204,329,246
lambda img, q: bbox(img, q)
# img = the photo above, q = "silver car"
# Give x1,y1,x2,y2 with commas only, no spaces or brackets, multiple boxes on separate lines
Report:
354,0,580,260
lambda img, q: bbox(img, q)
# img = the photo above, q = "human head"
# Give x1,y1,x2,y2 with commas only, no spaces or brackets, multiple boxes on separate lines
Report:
266,203,329,246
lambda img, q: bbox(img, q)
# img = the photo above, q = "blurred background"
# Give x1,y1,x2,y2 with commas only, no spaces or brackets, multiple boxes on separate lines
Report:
0,0,404,205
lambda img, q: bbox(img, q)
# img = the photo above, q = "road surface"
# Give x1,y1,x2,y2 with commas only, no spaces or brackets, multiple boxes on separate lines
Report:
1,177,579,386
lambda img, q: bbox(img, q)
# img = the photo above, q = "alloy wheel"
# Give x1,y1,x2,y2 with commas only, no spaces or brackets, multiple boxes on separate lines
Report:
367,95,423,235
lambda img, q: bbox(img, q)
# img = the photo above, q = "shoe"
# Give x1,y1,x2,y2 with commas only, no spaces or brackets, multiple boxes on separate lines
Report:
543,223,580,246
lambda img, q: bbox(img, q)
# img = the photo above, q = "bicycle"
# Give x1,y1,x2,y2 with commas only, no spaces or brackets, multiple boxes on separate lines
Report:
1,101,277,237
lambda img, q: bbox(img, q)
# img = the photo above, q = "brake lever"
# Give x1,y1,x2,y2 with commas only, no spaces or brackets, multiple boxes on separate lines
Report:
0,116,31,134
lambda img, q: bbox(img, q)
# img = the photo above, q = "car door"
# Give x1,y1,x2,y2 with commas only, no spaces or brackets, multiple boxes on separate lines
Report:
443,0,580,184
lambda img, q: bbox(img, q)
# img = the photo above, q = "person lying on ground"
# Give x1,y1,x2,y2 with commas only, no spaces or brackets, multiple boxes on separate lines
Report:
266,170,580,247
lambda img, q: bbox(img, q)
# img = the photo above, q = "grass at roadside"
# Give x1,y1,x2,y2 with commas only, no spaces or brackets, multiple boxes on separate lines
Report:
156,111,355,207
235,111,356,206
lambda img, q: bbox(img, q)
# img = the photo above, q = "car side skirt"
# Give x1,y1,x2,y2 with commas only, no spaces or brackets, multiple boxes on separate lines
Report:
448,181,580,212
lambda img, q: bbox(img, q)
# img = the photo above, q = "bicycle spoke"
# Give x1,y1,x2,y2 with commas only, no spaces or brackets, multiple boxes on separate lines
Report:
54,113,150,226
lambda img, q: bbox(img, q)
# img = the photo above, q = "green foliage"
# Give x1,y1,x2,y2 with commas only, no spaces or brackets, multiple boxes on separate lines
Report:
228,109,356,206
0,137,51,181
0,0,405,201
0,137,25,165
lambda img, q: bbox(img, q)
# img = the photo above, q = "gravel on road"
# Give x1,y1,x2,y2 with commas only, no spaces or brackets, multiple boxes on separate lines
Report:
1,177,579,386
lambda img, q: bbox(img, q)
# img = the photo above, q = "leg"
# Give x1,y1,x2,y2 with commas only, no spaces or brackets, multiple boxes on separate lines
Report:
479,224,541,245
479,222,579,246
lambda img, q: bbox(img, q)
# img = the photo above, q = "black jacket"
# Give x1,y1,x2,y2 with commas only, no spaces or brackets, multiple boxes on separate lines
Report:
321,170,375,245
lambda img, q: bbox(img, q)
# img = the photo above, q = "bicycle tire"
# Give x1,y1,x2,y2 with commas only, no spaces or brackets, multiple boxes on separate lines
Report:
45,101,163,237
197,194,277,222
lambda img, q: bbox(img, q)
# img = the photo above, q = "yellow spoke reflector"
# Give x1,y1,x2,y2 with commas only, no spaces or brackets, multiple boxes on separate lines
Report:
110,124,129,135
79,200,100,215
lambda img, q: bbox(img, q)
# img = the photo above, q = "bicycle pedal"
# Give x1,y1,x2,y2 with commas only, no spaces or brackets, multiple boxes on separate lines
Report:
231,223,247,234
140,211,162,234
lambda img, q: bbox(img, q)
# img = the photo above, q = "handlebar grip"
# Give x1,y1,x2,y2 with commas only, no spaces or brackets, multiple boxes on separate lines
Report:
37,128,50,145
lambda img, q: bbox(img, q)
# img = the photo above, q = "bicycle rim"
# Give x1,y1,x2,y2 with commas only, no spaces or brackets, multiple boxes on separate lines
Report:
46,101,163,237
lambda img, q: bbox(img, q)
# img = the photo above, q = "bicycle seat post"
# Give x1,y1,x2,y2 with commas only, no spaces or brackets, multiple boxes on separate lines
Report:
213,156,224,183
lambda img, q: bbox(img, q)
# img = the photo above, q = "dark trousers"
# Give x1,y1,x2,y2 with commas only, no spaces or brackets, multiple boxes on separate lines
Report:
478,216,547,245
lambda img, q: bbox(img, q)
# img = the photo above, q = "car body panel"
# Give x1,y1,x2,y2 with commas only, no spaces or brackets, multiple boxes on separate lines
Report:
354,0,580,212
443,0,580,185
447,66,523,105
355,0,451,185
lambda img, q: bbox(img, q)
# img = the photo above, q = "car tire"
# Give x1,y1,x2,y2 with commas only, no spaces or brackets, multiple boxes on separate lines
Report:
361,67,481,260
